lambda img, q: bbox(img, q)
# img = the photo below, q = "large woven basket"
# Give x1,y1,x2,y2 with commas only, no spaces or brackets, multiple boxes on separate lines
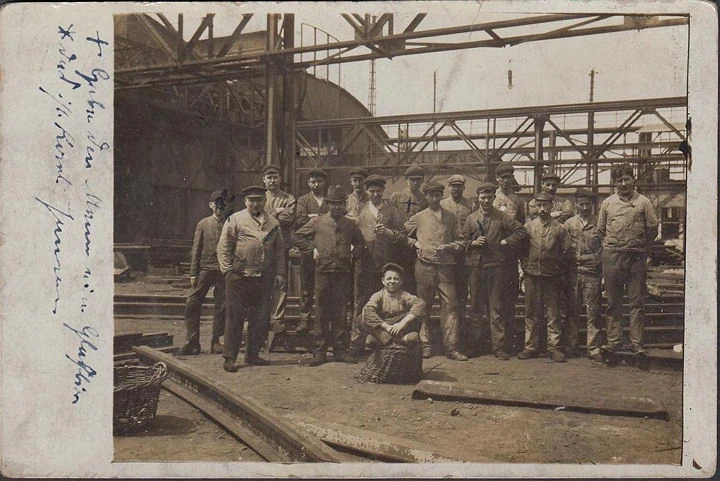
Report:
113,362,169,434
356,343,423,384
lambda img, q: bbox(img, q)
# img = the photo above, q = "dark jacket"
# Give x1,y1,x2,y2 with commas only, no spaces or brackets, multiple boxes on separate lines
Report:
189,214,225,276
295,192,328,229
564,214,602,275
355,201,410,272
293,214,367,273
462,207,527,268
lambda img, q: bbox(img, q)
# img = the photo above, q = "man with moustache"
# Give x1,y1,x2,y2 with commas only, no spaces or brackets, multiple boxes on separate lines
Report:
463,183,527,359
391,165,428,294
294,168,329,333
405,181,467,361
518,192,573,362
596,163,658,354
261,164,295,334
346,167,370,221
179,189,231,355
294,185,367,366
348,174,411,357
217,186,285,371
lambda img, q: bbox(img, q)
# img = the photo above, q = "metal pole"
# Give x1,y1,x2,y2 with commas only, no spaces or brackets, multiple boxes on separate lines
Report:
587,69,596,187
265,14,279,167
533,116,546,192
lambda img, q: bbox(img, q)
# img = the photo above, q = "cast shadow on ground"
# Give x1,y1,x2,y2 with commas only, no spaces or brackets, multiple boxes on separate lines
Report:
114,415,197,437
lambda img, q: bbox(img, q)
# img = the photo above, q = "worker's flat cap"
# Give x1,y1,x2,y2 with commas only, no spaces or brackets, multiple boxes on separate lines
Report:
574,188,597,200
495,164,515,176
447,174,466,185
421,181,444,194
306,168,327,179
349,167,369,178
210,189,229,201
261,164,281,176
541,172,561,182
240,185,267,198
381,262,405,277
476,182,498,194
404,165,426,178
533,191,554,202
364,174,386,187
326,185,348,202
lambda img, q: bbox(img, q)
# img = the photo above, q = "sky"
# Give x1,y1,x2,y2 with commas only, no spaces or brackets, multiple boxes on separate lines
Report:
146,2,689,120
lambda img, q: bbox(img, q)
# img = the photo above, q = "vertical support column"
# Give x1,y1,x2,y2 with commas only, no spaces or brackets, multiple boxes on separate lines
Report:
281,14,296,194
533,116,546,192
265,14,280,168
588,111,596,191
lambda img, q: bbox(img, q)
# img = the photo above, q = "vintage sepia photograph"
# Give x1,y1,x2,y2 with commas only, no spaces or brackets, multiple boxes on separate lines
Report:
0,1,716,478
111,3,691,467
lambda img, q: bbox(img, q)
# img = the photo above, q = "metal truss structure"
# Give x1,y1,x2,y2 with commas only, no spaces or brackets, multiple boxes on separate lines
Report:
115,11,689,192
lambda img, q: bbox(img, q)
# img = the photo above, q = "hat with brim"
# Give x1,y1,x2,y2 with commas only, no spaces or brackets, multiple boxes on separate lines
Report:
495,163,515,176
448,174,466,185
534,192,554,202
476,182,497,194
349,167,369,179
574,188,597,200
381,262,405,277
240,185,267,198
306,168,327,179
210,189,228,202
541,172,561,183
364,174,386,188
261,164,281,176
326,185,348,202
404,165,426,179
421,181,444,195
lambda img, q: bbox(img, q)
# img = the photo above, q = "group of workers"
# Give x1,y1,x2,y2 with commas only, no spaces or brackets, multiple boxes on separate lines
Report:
180,161,658,373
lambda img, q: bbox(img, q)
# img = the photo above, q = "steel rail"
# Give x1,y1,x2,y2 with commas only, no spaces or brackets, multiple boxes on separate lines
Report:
132,346,343,463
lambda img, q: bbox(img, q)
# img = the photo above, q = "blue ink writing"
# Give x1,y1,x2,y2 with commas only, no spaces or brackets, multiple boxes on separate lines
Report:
83,181,101,256
84,133,109,168
80,268,93,313
38,86,72,118
53,122,75,185
86,31,108,57
34,197,74,314
63,322,99,404
58,24,75,41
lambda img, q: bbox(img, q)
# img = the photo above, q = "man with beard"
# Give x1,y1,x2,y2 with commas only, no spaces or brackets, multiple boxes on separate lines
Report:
294,168,329,333
294,185,367,366
463,183,527,359
180,189,231,355
217,186,285,371
261,164,295,334
348,174,410,357
596,163,658,354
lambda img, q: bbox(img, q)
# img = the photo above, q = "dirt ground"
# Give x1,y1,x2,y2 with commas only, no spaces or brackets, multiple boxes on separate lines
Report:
114,278,682,465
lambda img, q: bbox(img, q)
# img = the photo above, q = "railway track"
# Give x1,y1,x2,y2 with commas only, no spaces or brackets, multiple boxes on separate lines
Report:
133,346,458,463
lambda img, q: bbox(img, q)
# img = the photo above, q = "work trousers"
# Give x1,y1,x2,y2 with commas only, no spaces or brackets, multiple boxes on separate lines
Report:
524,274,563,353
415,260,459,352
509,260,524,352
184,269,226,345
365,313,420,346
299,254,316,322
223,272,273,361
603,250,647,348
350,267,383,349
454,262,470,342
270,251,289,323
468,264,515,354
569,270,604,355
314,271,352,355
399,249,418,295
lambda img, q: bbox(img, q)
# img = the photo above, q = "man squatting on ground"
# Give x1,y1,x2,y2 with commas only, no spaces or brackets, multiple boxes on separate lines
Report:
217,185,286,372
518,191,573,362
463,182,527,360
294,185,368,367
180,189,230,356
349,174,411,357
596,163,658,354
261,164,296,335
390,165,428,294
440,174,475,351
563,189,604,360
294,168,329,333
404,181,467,361
361,263,426,347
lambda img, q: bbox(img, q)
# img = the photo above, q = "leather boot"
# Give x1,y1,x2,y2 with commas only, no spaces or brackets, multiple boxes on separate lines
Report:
211,338,224,354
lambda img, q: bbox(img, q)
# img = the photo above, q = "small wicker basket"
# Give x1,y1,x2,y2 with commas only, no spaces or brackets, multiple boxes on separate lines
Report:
356,343,423,384
113,362,169,434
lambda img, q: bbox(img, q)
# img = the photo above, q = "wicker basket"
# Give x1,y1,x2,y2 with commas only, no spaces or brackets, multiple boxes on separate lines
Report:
113,362,169,434
356,343,423,384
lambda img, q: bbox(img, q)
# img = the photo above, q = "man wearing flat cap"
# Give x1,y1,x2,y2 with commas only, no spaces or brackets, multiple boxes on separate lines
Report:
563,188,603,360
462,182,527,360
390,165,429,293
527,171,574,223
217,185,285,372
261,164,296,334
180,189,231,356
346,167,370,221
294,168,329,332
519,191,573,362
294,185,367,366
440,174,475,340
348,174,411,357
404,181,467,361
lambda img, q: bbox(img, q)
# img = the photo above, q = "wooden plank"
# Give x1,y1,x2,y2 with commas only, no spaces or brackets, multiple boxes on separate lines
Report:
286,414,465,463
412,380,668,420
